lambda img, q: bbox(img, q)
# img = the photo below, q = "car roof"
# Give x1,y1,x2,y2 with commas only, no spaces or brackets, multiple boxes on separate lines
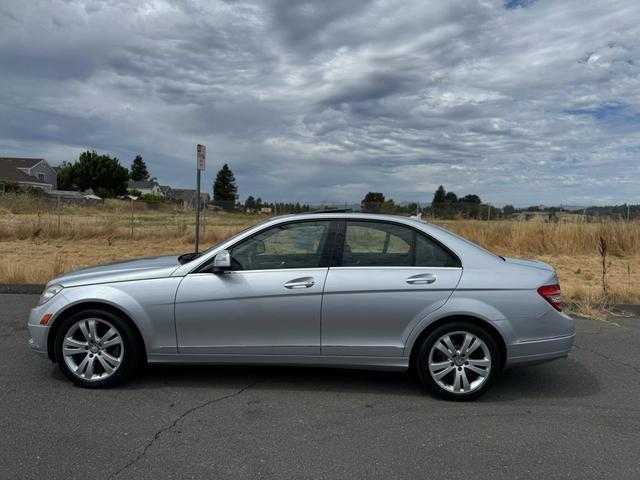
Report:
267,212,426,225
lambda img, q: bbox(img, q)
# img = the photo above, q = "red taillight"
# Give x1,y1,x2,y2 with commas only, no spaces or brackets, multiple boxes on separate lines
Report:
538,284,562,311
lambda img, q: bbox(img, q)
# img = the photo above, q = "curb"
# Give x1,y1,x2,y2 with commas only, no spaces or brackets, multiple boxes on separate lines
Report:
0,284,45,295
564,301,640,316
611,304,640,315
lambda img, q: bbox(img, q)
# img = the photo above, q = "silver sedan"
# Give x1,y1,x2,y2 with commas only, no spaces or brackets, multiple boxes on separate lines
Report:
28,212,575,400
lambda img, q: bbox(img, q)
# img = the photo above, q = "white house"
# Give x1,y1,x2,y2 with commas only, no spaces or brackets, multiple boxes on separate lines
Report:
127,180,163,196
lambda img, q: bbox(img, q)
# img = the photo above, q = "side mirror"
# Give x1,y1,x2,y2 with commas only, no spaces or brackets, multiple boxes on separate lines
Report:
212,250,231,271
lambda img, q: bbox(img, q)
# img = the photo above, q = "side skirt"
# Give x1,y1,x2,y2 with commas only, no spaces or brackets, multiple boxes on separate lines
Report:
146,353,409,372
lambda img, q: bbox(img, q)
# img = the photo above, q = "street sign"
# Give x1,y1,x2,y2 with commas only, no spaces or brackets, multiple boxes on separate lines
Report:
195,144,206,253
197,144,206,171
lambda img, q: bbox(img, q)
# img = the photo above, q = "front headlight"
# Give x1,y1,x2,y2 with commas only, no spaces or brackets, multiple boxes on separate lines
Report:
38,284,63,306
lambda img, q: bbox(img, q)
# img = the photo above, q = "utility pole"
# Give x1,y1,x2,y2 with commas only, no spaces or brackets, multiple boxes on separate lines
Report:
195,144,206,253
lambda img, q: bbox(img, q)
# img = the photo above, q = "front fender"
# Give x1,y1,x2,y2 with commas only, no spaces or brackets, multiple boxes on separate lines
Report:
52,278,182,354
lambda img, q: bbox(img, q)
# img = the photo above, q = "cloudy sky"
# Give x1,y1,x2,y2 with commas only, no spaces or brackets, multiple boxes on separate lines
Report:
1,0,639,206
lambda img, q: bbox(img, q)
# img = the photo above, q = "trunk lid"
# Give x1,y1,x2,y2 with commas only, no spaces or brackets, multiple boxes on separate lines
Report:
501,256,555,272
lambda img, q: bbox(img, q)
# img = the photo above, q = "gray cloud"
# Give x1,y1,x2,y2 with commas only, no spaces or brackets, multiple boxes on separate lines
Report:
1,0,639,206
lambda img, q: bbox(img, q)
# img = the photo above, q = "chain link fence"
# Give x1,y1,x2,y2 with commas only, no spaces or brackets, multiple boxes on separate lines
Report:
1,192,639,245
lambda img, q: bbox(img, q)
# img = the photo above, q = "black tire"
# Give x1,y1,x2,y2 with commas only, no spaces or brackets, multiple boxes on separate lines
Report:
54,309,142,388
415,321,501,401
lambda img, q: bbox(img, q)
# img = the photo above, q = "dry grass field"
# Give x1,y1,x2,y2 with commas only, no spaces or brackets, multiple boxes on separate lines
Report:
1,194,638,313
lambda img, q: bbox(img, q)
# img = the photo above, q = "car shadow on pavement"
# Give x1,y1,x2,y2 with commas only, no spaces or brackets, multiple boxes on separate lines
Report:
483,358,599,401
133,364,423,397
56,356,599,400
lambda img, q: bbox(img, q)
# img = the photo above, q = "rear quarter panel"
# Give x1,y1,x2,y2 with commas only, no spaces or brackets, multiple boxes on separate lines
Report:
403,260,564,354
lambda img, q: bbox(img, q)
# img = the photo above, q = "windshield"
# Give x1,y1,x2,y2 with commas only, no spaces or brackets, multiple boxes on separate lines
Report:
199,220,268,256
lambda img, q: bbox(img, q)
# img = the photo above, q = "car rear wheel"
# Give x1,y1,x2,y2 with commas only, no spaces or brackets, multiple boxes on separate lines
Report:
416,321,500,400
54,309,141,388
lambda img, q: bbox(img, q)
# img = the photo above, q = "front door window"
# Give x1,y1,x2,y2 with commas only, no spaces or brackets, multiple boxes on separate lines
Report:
231,221,332,270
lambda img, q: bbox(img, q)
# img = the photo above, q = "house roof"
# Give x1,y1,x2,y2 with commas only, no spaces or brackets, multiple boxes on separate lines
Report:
127,180,158,189
0,157,44,169
169,188,196,201
0,158,50,185
169,189,210,202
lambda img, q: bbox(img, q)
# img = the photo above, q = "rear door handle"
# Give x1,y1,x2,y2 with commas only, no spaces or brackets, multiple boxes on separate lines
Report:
406,273,437,285
284,277,315,289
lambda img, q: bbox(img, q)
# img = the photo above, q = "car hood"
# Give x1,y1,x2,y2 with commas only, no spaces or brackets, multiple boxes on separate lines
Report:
502,256,555,272
50,255,182,288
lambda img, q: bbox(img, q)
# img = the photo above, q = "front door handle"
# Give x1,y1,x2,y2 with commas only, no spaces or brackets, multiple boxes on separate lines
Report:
406,273,437,285
284,277,316,289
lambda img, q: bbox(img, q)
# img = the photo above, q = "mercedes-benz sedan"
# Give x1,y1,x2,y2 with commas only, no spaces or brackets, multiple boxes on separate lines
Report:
28,212,574,400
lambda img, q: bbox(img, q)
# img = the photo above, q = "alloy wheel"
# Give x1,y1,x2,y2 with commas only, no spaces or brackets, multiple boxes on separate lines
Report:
62,318,124,381
428,330,492,394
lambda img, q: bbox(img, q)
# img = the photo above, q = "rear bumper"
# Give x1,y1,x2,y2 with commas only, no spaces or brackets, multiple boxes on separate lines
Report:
505,332,575,367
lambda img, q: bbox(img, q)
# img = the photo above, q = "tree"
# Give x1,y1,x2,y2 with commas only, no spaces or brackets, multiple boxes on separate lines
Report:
381,198,397,214
213,164,238,210
458,194,482,218
406,202,420,215
56,161,76,190
444,191,458,203
361,192,385,213
503,204,516,216
58,150,130,197
460,194,482,204
244,195,257,211
130,155,150,181
432,185,447,204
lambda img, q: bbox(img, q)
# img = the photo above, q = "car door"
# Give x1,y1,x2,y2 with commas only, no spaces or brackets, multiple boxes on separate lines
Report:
321,220,462,357
174,220,336,355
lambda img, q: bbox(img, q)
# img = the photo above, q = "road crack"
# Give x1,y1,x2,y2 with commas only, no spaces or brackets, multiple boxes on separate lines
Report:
573,343,640,375
109,381,257,479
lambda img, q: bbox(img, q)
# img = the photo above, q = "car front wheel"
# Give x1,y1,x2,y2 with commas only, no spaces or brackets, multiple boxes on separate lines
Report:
416,321,501,400
54,309,141,388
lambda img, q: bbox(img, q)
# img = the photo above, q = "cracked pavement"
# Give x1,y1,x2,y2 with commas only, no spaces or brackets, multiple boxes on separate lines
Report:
1,294,639,480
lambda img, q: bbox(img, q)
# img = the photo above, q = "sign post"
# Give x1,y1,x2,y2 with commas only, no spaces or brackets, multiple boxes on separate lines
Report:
195,144,206,253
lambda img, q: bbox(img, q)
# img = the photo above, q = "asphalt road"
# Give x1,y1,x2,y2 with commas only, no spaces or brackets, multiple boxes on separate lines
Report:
1,294,639,480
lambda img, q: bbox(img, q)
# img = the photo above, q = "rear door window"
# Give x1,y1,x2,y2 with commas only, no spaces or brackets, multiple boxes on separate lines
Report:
341,221,460,268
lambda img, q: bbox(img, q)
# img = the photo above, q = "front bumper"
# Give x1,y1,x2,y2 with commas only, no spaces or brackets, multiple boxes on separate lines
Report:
27,292,69,360
28,323,50,358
